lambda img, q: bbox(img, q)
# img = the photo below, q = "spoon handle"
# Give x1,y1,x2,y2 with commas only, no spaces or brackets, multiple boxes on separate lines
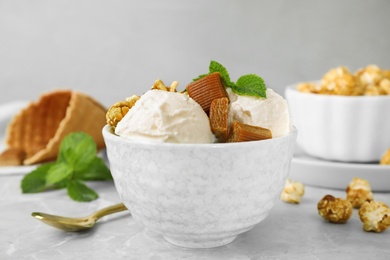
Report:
92,203,128,220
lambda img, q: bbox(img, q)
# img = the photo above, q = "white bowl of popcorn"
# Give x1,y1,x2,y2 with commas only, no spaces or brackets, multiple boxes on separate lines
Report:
103,125,297,248
285,65,390,162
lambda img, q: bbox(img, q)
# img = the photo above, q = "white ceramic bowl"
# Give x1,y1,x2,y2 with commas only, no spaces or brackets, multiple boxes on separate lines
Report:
285,84,390,162
103,125,297,248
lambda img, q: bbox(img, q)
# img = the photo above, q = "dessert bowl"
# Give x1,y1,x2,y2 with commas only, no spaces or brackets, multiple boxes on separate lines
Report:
102,125,297,248
285,84,390,162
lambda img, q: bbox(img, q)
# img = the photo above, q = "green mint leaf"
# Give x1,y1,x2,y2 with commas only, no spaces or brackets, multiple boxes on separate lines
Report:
192,74,209,82
233,74,267,98
21,163,55,193
58,132,96,171
209,60,235,88
67,180,98,202
75,157,112,181
46,162,73,185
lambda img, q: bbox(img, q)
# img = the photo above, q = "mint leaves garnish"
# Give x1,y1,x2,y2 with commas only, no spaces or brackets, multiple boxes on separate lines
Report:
21,132,112,202
194,60,267,98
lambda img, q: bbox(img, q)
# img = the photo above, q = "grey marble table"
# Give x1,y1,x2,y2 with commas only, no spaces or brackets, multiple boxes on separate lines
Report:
1,172,389,260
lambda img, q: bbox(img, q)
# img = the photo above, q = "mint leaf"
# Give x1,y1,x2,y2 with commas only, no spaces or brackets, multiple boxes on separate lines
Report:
233,74,267,98
21,132,111,202
58,132,96,171
67,180,98,202
75,157,112,181
46,162,73,185
209,60,235,88
192,74,209,82
21,163,55,193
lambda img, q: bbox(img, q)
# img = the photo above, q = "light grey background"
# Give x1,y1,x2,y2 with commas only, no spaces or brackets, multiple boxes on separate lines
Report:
1,0,389,107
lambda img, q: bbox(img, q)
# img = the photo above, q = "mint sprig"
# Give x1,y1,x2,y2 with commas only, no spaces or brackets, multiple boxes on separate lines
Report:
21,132,112,202
193,60,267,98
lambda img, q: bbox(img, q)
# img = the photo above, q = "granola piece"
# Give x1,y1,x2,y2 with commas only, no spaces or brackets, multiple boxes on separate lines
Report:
358,200,390,232
317,195,353,223
106,95,140,127
281,179,305,204
356,65,390,95
346,177,374,208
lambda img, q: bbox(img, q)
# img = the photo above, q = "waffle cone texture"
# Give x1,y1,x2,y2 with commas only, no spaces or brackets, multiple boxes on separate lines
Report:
5,90,106,165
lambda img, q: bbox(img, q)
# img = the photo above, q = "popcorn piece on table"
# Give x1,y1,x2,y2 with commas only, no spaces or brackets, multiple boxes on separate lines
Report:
281,179,305,204
358,200,390,233
346,177,374,208
317,195,353,223
380,149,390,165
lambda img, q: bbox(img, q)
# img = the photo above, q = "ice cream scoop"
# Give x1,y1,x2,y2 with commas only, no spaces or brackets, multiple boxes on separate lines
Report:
227,88,291,138
115,90,215,143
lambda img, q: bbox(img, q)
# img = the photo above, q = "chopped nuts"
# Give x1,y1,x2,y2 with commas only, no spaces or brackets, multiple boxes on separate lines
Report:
380,149,390,165
317,195,353,223
358,200,390,232
281,179,305,204
297,65,390,96
346,177,374,208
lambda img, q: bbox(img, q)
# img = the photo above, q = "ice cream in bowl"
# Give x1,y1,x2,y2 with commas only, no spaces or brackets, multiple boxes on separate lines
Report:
285,65,390,163
103,61,297,248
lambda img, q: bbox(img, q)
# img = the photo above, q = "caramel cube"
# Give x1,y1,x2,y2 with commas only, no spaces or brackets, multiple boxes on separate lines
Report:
209,97,230,142
186,72,228,114
227,122,272,143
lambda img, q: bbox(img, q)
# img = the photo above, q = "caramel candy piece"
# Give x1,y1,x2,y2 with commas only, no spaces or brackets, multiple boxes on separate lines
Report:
186,72,228,114
227,122,272,143
0,148,26,166
209,97,230,142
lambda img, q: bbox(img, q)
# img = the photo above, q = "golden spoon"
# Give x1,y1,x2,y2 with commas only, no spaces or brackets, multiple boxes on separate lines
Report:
32,203,128,231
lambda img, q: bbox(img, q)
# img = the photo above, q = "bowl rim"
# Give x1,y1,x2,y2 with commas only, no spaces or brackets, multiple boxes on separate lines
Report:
102,125,297,149
285,83,390,100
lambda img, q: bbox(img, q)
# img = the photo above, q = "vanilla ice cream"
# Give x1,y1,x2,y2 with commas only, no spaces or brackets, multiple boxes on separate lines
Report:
115,90,215,143
227,88,291,138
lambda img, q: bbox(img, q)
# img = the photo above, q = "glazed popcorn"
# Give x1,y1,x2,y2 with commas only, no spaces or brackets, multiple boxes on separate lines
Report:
317,195,353,223
358,200,390,233
281,179,305,204
297,65,390,96
380,149,390,165
346,177,374,209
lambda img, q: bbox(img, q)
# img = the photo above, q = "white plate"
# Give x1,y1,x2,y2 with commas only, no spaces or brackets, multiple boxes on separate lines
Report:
0,101,38,175
289,153,390,192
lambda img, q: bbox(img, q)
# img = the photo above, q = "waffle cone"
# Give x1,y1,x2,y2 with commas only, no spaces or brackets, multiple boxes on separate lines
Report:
6,90,107,165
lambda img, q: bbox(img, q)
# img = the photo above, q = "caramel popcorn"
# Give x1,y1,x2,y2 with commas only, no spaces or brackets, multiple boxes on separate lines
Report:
317,195,353,223
380,149,390,165
346,177,374,208
106,95,140,127
320,66,364,96
297,65,390,96
358,200,390,232
106,80,179,127
281,179,305,204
